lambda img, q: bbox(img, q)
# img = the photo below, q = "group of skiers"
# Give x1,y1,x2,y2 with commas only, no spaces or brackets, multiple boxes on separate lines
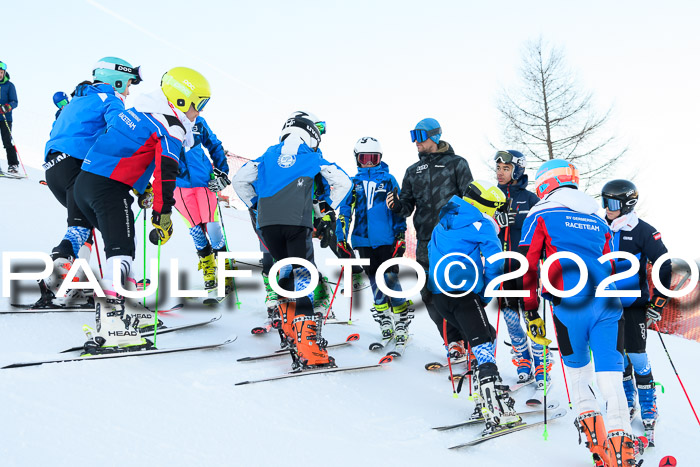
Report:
30,55,673,466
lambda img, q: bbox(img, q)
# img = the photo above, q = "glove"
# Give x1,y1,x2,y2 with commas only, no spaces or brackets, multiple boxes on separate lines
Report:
392,232,406,257
135,184,154,209
386,187,402,212
1,104,11,113
646,295,667,328
208,167,231,193
150,212,173,245
525,309,552,347
336,240,354,259
317,212,336,248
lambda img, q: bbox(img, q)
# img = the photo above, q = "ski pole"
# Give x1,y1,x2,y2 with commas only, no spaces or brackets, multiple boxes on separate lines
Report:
143,208,147,307
324,266,343,324
654,321,700,426
443,319,458,398
548,300,573,410
217,197,241,309
1,114,28,178
153,238,162,346
92,229,103,279
542,298,549,441
135,208,142,222
348,275,354,324
494,298,502,357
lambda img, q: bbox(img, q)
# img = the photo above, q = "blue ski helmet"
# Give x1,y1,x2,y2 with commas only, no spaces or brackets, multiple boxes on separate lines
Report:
53,91,69,109
412,118,442,144
494,149,527,181
93,57,142,93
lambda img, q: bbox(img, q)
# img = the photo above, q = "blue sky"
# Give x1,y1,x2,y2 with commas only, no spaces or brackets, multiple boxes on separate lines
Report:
4,0,699,253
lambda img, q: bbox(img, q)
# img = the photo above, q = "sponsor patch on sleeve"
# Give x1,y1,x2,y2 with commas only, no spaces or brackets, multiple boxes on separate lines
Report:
653,231,662,241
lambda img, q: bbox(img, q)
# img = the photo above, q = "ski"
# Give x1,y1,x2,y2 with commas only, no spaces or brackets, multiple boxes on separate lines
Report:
386,337,409,358
237,333,360,362
432,401,561,431
369,335,394,351
58,313,223,353
0,172,26,180
325,318,356,325
236,360,389,386
448,408,568,449
425,357,470,371
251,322,273,335
7,302,95,313
2,336,237,369
526,382,553,406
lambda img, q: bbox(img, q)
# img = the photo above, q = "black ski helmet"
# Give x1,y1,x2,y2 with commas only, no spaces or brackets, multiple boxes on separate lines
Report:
601,179,638,215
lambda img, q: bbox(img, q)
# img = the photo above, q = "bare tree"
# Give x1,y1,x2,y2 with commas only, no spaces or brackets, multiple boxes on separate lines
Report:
497,37,627,190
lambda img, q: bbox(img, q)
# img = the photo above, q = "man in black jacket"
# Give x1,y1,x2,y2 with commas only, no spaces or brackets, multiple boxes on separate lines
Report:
387,118,473,358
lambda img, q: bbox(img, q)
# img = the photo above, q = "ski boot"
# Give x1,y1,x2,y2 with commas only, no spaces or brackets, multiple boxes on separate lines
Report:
473,362,521,432
262,273,280,312
290,313,336,372
392,302,414,354
607,430,644,466
198,252,218,291
622,361,639,420
511,351,534,383
81,293,154,355
448,340,468,364
312,277,333,317
8,164,19,174
273,299,297,350
575,411,609,466
637,372,658,447
533,344,553,391
371,303,394,340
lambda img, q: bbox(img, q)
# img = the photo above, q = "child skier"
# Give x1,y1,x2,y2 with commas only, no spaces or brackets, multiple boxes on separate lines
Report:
39,57,141,307
520,160,643,466
336,137,409,349
428,180,519,430
602,179,671,446
232,112,351,371
173,115,233,301
74,67,210,354
493,150,552,389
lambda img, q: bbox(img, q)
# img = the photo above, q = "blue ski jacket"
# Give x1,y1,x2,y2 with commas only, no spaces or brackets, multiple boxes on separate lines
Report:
428,195,504,304
336,162,406,248
44,83,125,161
0,74,18,122
176,116,229,188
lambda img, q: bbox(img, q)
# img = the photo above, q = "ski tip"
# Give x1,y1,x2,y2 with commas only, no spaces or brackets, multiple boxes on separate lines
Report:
346,333,360,342
379,355,393,364
251,328,267,335
235,381,251,386
525,399,543,407
425,362,443,371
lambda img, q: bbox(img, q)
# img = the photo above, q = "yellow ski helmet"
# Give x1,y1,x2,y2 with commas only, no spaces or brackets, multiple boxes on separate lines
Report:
161,67,211,113
463,180,506,217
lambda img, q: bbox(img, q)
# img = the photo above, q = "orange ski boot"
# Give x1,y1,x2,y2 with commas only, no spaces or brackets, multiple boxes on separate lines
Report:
607,430,644,466
291,314,336,372
274,299,297,350
575,411,610,466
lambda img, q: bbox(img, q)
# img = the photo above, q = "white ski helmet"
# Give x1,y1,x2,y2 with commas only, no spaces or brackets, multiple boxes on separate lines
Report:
353,136,383,166
280,114,321,150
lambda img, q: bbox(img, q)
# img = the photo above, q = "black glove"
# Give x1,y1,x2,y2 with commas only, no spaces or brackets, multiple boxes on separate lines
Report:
392,232,406,257
208,167,231,193
646,295,667,328
1,104,11,113
135,183,154,209
336,240,354,259
317,212,336,248
150,212,173,245
386,187,401,212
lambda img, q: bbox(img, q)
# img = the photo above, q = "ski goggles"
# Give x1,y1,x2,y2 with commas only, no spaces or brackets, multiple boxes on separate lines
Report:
315,121,326,135
195,96,210,112
410,127,441,143
0,62,6,71
494,151,515,164
602,197,622,211
56,98,69,108
357,152,381,167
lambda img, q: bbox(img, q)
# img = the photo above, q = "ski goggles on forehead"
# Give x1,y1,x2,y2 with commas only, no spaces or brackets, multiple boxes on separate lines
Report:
95,61,143,85
410,127,441,143
195,97,210,112
315,121,326,135
494,151,515,164
357,152,381,166
602,197,622,211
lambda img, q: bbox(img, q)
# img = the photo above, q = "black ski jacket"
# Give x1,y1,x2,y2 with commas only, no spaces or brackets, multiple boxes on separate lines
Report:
393,141,473,241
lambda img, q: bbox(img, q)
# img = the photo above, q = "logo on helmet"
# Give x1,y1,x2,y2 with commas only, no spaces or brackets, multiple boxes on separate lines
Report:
278,154,296,168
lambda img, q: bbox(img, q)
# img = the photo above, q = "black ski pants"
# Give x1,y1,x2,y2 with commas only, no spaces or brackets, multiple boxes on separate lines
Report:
432,292,497,349
0,119,18,166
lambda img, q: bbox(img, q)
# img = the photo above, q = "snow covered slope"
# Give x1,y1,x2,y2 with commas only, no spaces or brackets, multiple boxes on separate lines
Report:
1,168,698,466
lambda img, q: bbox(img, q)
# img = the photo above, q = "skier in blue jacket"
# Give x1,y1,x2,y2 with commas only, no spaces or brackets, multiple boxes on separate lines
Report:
173,116,232,298
428,180,519,429
36,57,141,307
0,60,19,173
336,137,409,348
493,150,551,387
232,113,351,371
